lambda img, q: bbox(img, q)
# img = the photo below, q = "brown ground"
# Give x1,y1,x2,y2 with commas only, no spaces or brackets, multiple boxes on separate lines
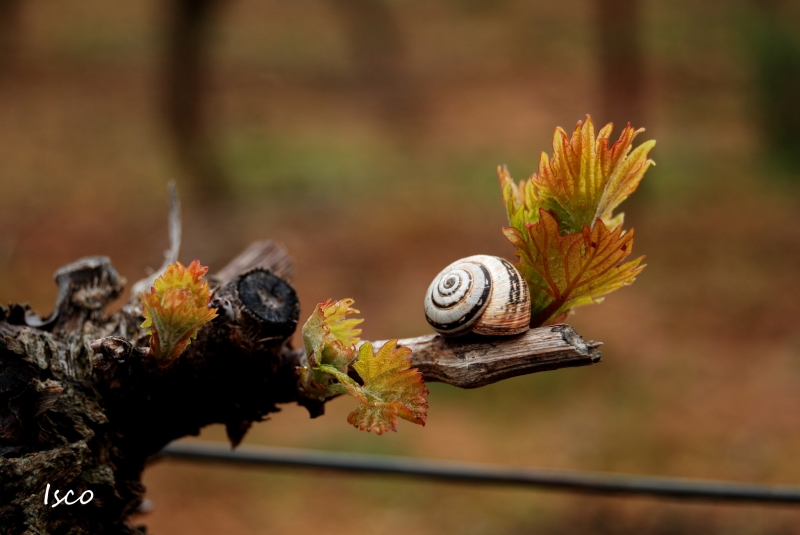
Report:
1,1,799,534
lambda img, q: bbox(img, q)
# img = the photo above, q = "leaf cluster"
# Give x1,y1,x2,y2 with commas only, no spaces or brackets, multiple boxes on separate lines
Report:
301,299,428,434
300,298,363,400
499,116,654,326
139,260,218,362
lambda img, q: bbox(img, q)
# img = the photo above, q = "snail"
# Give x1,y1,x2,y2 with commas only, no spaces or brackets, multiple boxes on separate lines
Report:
424,255,531,336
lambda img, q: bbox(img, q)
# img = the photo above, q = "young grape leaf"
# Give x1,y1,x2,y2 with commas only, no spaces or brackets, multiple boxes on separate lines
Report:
301,300,428,433
302,298,363,370
140,260,218,362
342,341,428,435
503,209,645,326
498,164,543,235
300,298,363,399
535,116,655,234
499,115,655,236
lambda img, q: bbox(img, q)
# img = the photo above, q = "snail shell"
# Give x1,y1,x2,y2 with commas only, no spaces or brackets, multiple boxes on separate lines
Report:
424,255,530,336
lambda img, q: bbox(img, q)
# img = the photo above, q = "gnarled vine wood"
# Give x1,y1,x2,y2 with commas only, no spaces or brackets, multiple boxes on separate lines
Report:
0,241,601,534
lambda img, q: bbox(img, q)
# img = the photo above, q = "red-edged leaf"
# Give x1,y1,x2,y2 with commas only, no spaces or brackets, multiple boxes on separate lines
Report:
534,116,655,233
499,115,655,236
140,260,217,361
505,209,645,326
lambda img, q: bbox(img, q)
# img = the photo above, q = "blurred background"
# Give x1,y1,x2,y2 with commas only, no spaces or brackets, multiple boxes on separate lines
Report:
1,0,800,533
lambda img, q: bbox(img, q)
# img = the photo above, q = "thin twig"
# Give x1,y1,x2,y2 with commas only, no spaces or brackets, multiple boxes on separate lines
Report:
131,181,182,296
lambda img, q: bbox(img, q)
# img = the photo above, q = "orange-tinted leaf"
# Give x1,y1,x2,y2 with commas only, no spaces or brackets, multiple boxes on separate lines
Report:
140,260,218,362
346,341,428,435
500,226,556,318
506,209,645,326
499,116,655,236
534,116,655,233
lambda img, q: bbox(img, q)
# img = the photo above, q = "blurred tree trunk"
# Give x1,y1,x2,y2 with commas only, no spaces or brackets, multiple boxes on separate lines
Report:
596,0,645,130
748,0,800,172
163,0,230,203
0,0,22,72
328,0,421,137
161,0,420,200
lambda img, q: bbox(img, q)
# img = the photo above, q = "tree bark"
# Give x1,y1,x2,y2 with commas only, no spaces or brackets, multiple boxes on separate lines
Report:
748,0,800,171
0,0,22,74
0,241,600,534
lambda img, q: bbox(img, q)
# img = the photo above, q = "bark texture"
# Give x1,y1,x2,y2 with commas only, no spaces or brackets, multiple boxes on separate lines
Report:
0,241,600,534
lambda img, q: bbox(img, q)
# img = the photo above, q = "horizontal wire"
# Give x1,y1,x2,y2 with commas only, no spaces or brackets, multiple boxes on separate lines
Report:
159,441,800,506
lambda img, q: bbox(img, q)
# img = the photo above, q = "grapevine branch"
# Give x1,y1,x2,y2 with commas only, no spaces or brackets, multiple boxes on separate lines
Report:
0,240,601,535
371,327,600,389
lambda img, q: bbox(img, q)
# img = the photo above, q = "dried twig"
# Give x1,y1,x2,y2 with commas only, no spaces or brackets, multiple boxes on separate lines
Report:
370,326,601,389
131,181,182,297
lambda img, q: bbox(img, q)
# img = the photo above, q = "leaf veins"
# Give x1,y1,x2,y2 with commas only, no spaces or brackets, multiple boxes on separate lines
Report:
343,341,428,435
503,209,645,326
500,115,655,235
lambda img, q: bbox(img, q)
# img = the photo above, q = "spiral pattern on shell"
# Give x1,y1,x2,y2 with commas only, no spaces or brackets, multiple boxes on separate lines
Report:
424,255,531,336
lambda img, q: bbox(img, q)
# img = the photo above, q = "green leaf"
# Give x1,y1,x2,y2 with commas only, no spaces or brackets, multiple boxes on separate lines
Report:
302,298,362,368
300,298,363,399
345,341,428,435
